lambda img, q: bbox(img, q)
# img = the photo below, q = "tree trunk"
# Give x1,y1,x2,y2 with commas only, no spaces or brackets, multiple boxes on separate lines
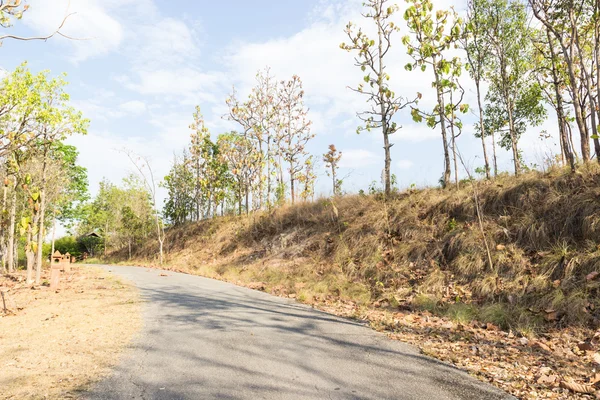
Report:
574,27,600,162
534,6,590,161
547,29,575,171
376,3,392,197
506,101,521,175
491,130,498,177
238,182,243,215
35,154,48,285
498,51,521,175
434,67,451,187
266,136,272,209
2,179,7,273
154,211,163,265
51,209,57,257
35,193,46,284
104,221,108,257
26,226,34,284
382,131,391,196
290,168,295,205
7,181,16,273
475,80,491,179
450,122,459,189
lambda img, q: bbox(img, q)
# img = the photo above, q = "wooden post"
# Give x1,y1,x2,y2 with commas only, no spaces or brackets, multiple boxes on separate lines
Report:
50,250,63,290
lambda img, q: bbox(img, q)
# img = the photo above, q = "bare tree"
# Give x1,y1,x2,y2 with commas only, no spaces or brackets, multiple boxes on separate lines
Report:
124,150,165,265
0,0,76,43
341,0,418,197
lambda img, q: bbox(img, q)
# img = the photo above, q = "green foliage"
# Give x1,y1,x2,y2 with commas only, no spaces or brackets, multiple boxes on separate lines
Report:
51,236,86,258
162,153,196,225
481,0,546,173
323,144,343,196
341,0,418,195
446,217,458,231
403,0,465,186
0,1,27,26
78,176,154,256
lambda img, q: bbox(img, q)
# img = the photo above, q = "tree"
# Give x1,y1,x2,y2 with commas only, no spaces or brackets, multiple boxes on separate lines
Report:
124,152,165,265
189,106,211,220
485,0,546,175
117,176,154,260
276,76,314,204
463,0,493,179
403,0,465,187
532,28,577,171
78,176,154,259
32,88,88,284
341,0,418,197
226,68,279,209
217,132,261,215
0,64,87,283
529,0,597,162
323,145,343,196
162,152,195,225
298,155,316,202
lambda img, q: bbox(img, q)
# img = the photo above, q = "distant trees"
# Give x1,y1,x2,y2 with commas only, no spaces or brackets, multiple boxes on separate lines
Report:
276,75,313,205
341,0,418,197
323,145,342,196
217,132,260,214
162,69,316,226
78,177,155,260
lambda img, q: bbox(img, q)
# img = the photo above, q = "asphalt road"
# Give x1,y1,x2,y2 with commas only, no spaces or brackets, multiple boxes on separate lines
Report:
86,265,513,400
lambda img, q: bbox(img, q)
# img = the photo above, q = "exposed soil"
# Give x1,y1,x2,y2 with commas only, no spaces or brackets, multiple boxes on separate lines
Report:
0,265,141,400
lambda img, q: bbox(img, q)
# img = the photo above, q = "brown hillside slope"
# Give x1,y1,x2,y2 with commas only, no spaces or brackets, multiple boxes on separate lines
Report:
118,165,600,399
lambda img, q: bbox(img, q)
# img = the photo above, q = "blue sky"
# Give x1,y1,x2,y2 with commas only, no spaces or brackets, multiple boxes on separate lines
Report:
1,0,562,203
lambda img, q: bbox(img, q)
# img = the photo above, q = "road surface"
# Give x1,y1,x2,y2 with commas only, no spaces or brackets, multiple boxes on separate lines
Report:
86,266,513,400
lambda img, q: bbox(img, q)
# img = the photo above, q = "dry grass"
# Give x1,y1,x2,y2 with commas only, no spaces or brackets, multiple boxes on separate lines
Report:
0,265,141,399
120,164,600,331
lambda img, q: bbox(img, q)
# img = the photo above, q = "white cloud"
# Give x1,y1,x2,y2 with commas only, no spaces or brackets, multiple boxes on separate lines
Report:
119,100,147,115
23,0,124,62
130,18,201,67
396,159,414,170
121,68,225,104
67,127,175,205
339,149,379,168
393,123,441,143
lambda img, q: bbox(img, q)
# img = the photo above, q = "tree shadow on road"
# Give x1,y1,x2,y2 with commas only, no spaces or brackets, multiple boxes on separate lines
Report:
84,277,512,400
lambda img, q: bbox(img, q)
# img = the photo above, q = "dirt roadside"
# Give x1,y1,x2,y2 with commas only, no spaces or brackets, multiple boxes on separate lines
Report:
0,265,142,400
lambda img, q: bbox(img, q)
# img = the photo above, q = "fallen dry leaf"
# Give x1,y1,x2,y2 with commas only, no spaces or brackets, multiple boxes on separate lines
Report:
578,342,595,351
560,380,595,394
534,341,552,353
